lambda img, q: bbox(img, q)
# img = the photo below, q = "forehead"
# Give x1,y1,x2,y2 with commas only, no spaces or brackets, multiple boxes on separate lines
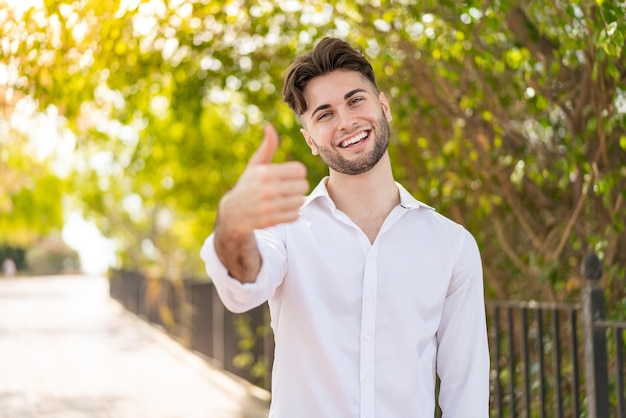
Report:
302,70,375,108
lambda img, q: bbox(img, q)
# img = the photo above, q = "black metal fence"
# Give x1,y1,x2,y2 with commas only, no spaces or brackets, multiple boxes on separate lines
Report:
487,254,626,418
109,253,625,417
108,271,274,389
487,300,583,417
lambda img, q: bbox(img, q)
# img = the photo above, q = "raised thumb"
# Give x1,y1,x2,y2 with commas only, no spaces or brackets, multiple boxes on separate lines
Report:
248,123,279,166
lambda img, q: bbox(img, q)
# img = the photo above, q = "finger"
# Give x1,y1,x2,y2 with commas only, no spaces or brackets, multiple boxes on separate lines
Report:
276,178,310,196
258,179,310,201
248,123,280,166
263,161,308,180
257,198,305,226
260,194,306,213
277,195,308,211
257,212,300,229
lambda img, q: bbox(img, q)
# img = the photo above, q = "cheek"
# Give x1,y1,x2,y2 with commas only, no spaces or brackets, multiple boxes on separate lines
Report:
317,125,336,142
308,127,334,150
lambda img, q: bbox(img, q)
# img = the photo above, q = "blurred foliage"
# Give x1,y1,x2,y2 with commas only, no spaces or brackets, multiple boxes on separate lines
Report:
0,0,624,306
0,245,26,271
233,309,273,388
0,127,66,246
25,232,81,274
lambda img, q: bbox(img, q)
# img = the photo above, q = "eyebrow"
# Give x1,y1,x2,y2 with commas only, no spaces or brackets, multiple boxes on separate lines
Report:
310,88,368,119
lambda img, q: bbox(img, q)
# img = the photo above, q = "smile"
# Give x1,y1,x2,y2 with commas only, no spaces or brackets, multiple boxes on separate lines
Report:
339,131,370,148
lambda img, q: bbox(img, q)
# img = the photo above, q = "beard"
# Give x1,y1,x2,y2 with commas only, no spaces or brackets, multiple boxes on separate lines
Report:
313,110,390,176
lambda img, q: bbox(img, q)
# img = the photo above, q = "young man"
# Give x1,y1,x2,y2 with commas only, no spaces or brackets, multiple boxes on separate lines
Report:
200,37,490,417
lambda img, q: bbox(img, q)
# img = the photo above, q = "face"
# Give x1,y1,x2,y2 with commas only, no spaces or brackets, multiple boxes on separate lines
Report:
300,70,392,176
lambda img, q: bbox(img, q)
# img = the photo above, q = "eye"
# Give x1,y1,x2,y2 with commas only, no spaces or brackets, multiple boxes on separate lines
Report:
349,97,364,106
317,111,331,121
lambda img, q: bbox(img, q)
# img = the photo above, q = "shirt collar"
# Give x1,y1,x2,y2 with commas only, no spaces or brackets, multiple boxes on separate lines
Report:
396,182,435,211
303,177,335,210
303,177,435,211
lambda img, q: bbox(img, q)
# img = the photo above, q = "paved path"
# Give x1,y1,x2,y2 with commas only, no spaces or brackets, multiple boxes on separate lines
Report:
0,275,270,418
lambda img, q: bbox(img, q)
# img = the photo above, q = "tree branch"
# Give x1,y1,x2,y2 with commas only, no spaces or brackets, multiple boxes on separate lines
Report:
494,217,532,275
505,6,558,63
497,176,547,253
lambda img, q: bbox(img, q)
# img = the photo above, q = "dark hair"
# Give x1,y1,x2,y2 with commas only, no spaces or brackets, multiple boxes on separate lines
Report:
282,37,378,116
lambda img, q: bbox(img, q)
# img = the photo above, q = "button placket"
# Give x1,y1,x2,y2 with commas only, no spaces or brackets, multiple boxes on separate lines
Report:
360,245,378,417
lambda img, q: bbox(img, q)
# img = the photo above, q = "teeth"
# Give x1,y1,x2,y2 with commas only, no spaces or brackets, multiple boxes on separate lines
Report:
340,131,369,148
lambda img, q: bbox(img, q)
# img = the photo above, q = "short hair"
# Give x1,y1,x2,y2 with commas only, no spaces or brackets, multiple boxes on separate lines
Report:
282,37,378,116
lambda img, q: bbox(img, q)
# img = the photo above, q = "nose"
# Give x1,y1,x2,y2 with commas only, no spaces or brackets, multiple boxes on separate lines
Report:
336,107,357,131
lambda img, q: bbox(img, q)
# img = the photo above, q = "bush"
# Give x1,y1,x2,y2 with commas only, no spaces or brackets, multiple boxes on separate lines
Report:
0,246,26,270
25,233,81,275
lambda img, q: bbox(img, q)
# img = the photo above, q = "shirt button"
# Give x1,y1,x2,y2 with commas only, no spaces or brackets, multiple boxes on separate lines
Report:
365,294,373,301
364,335,371,342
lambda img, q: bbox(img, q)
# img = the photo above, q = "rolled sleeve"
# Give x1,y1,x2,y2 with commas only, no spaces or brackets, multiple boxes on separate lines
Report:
199,228,286,313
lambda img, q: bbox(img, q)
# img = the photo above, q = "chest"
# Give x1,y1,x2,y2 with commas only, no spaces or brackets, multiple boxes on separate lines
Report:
351,215,386,244
282,214,455,317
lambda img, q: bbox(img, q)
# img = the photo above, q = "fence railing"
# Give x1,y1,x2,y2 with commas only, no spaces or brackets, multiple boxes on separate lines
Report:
487,253,626,418
109,253,625,417
486,300,583,418
108,271,274,389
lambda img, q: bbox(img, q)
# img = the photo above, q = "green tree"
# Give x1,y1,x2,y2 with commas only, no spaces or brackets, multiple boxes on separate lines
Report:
1,0,624,307
0,128,65,247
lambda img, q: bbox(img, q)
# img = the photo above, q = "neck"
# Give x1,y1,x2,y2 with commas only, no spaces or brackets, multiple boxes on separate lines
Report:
326,153,399,220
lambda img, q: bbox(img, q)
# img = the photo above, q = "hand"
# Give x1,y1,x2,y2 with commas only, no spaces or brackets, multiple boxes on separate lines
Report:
218,124,309,235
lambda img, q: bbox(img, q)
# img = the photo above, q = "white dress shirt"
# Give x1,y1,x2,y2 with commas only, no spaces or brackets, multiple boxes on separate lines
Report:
200,178,490,418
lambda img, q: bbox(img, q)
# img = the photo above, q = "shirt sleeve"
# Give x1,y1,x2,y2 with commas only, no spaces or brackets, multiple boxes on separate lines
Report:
199,227,287,314
436,227,490,417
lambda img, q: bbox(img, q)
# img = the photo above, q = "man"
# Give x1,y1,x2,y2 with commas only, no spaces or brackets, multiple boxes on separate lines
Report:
201,37,489,417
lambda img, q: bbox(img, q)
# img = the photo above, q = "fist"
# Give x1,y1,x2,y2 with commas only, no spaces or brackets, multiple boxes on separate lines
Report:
219,124,309,233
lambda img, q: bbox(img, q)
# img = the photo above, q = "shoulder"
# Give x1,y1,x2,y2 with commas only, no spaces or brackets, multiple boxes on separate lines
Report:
398,189,478,254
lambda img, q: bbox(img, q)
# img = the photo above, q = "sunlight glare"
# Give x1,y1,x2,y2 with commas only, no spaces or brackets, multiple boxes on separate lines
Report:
62,212,118,275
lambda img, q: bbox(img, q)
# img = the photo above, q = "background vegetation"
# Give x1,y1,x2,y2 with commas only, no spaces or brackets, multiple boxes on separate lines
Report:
1,0,624,307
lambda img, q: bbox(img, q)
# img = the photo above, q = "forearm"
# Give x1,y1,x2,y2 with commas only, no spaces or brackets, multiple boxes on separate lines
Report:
213,196,262,283
214,228,261,283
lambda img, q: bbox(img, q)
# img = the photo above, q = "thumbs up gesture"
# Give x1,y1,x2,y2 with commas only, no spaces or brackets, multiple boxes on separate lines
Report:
217,124,309,235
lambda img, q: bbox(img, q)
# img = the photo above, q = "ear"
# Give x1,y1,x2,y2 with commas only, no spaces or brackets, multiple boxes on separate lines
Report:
300,128,319,156
379,92,392,122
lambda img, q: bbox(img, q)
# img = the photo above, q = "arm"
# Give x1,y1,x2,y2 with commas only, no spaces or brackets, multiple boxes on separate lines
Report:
213,198,262,283
436,228,490,417
211,123,309,283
